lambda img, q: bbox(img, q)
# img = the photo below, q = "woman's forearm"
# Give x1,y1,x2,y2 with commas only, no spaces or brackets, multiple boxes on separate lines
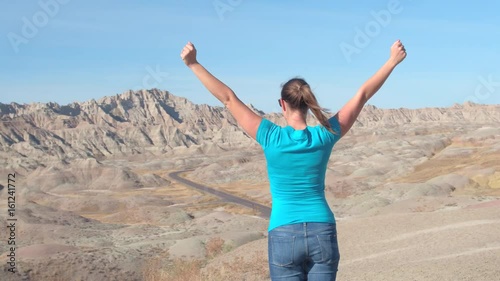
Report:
188,62,234,105
357,59,398,103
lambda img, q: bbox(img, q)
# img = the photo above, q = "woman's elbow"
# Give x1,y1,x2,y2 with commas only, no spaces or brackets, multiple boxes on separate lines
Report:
222,91,236,107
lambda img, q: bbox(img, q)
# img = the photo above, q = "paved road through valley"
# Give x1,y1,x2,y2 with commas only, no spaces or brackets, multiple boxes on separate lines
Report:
168,169,271,218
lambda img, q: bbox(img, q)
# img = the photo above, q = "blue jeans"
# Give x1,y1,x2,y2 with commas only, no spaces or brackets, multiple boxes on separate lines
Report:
268,222,340,281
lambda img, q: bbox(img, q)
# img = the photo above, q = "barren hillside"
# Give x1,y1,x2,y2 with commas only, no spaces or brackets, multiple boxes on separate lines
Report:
0,89,499,281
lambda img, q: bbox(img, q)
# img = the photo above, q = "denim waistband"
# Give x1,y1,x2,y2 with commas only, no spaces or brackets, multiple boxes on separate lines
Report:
269,222,336,235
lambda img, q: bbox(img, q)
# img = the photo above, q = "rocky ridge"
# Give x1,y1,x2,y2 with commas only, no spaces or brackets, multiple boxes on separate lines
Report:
1,89,499,172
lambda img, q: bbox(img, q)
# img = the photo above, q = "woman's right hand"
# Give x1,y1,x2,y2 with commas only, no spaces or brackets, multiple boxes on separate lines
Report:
180,41,198,67
390,40,407,66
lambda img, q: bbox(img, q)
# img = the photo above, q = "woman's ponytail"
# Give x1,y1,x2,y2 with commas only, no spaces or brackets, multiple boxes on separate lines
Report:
299,84,337,135
281,77,338,135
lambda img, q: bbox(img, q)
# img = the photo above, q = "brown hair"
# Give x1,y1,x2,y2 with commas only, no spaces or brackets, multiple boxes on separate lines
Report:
281,77,336,134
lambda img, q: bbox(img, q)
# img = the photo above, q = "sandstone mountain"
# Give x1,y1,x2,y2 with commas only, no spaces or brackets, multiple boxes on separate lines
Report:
1,89,499,172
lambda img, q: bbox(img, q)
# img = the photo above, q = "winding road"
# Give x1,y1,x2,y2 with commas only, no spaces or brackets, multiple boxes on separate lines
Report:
168,169,271,218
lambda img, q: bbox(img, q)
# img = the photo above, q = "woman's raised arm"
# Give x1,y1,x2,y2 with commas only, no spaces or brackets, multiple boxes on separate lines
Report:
180,42,262,139
334,40,407,137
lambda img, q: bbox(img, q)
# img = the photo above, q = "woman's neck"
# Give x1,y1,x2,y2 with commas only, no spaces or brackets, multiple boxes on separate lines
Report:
286,114,307,130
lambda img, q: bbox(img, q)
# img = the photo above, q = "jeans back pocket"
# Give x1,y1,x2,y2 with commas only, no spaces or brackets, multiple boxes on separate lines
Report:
269,235,295,267
315,234,340,265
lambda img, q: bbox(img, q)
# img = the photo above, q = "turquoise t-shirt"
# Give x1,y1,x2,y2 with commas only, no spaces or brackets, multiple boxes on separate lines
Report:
256,117,342,232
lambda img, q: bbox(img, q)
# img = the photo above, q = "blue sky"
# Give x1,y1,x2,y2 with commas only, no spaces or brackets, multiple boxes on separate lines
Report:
1,0,499,113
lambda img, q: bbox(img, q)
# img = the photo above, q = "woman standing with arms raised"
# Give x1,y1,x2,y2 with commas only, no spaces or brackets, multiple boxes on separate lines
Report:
181,40,406,280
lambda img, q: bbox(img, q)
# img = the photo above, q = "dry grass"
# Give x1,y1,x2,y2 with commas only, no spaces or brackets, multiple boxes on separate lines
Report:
142,249,203,281
143,257,203,281
162,259,203,281
142,241,269,281
183,201,260,216
396,149,500,184
411,205,433,213
143,253,268,281
205,237,225,259
327,183,354,199
202,251,269,281
222,203,262,216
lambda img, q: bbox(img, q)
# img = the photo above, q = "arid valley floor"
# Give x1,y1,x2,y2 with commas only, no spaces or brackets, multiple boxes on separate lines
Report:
1,90,499,280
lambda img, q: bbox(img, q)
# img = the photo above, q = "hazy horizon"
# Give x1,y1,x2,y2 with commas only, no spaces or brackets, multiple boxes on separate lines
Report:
1,87,498,116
